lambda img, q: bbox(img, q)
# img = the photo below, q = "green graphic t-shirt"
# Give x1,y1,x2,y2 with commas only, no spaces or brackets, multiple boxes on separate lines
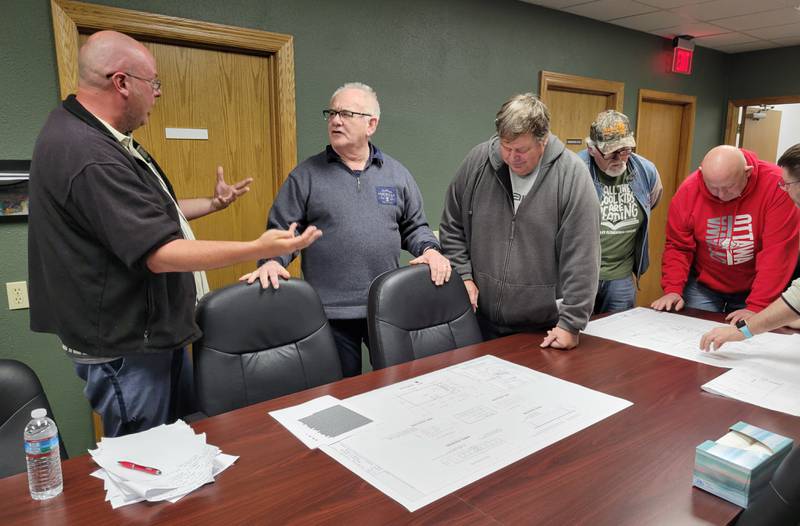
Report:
598,167,644,280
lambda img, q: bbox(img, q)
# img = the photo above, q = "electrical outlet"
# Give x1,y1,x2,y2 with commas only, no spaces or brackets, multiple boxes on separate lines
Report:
6,281,29,310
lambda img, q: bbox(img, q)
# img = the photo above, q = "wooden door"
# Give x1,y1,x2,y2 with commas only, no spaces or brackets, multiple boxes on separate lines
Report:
547,91,609,153
742,108,782,162
133,42,274,291
54,2,299,294
635,90,696,307
539,71,624,153
75,36,274,291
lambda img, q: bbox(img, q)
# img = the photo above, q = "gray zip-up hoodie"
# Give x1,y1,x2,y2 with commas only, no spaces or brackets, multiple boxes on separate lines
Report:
440,134,600,333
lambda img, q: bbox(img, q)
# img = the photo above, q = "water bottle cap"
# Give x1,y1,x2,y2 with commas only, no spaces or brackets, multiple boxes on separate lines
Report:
31,408,47,419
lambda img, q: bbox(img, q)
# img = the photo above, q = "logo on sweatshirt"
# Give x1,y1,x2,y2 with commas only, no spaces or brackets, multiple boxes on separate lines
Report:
376,186,398,205
705,214,754,265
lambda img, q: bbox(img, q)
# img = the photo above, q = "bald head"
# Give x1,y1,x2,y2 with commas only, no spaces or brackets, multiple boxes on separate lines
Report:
75,31,160,134
78,31,154,90
700,145,752,202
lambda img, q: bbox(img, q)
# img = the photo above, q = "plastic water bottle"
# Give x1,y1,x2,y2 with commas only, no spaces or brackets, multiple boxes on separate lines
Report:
24,408,63,500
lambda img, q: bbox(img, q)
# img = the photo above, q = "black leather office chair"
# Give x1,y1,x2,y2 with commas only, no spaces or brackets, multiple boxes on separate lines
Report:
735,446,800,526
367,265,483,369
194,280,342,417
0,359,68,478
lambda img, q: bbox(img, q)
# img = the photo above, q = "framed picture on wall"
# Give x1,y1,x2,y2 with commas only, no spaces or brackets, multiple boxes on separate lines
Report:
0,160,30,217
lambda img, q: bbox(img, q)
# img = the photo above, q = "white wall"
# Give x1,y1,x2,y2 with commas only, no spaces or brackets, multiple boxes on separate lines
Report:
777,103,800,161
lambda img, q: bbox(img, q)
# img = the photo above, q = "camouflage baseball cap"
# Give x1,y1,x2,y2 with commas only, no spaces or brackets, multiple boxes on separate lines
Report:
589,110,636,155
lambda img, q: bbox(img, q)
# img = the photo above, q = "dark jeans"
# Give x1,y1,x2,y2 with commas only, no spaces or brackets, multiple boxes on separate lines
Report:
594,275,636,314
74,348,194,437
682,275,748,313
329,318,370,377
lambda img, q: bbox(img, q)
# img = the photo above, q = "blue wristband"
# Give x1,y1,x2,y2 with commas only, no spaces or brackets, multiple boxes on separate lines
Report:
737,321,753,339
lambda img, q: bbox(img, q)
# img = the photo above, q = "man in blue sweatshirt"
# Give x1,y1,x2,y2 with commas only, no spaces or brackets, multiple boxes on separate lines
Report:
242,82,450,376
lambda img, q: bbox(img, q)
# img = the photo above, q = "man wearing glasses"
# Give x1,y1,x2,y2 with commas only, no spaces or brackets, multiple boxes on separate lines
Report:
651,145,799,326
28,31,320,437
243,82,449,377
700,143,800,349
578,110,663,313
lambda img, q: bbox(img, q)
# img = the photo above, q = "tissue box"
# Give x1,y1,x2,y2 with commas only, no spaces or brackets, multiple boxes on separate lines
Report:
692,421,793,507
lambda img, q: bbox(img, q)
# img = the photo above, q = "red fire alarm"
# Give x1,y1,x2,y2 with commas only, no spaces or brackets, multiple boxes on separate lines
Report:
672,36,695,75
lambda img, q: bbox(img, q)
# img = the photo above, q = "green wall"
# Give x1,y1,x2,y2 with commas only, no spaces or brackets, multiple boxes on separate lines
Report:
0,0,771,453
727,45,800,100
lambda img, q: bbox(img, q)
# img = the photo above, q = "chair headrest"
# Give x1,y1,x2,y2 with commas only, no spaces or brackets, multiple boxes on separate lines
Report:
195,280,328,352
368,265,471,330
0,359,46,423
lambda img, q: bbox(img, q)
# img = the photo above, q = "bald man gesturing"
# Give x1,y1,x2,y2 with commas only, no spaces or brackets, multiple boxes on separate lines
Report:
28,31,321,437
651,145,799,325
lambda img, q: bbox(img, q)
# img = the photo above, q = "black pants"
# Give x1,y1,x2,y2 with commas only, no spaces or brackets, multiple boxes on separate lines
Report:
329,319,370,377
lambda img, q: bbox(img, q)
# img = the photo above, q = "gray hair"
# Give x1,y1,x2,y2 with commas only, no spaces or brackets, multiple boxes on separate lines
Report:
495,93,550,141
331,82,381,118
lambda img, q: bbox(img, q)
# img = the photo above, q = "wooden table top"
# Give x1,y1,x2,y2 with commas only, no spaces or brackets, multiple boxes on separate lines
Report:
3,310,798,525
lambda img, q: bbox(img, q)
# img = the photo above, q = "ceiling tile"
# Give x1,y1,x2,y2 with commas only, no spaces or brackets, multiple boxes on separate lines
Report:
653,21,729,39
565,0,656,21
671,0,787,21
714,40,782,53
745,22,800,40
693,32,758,47
771,35,800,45
713,7,800,31
610,10,687,31
518,0,590,8
635,0,706,8
515,0,799,52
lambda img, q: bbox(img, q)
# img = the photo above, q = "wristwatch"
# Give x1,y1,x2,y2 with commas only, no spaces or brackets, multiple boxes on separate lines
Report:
735,319,753,339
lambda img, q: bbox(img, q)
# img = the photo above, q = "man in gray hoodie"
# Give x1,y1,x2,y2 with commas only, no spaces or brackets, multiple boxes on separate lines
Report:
440,93,600,349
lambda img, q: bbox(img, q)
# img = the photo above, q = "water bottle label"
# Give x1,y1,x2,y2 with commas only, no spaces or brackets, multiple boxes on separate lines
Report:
25,436,59,455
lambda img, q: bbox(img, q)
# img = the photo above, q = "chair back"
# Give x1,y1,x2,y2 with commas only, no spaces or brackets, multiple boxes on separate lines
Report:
194,280,342,417
367,265,482,369
735,446,800,525
0,359,68,478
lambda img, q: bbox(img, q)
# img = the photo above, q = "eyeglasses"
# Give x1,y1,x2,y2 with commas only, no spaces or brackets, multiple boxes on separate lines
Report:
106,71,162,91
778,179,800,191
322,109,372,121
600,147,633,161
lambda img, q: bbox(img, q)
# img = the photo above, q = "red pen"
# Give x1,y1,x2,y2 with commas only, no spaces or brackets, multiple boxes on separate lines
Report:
117,461,162,475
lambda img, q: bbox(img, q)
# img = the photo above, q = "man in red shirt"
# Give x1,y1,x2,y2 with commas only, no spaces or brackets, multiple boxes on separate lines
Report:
651,145,800,324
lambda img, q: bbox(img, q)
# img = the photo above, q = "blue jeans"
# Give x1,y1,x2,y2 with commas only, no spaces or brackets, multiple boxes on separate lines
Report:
594,275,635,314
682,275,748,313
329,319,370,377
74,348,194,437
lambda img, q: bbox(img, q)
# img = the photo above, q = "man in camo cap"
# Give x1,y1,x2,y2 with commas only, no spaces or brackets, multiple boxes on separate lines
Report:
577,110,663,313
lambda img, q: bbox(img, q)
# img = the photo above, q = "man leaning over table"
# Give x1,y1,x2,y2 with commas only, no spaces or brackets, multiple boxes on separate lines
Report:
651,145,800,325
439,93,600,350
700,143,800,351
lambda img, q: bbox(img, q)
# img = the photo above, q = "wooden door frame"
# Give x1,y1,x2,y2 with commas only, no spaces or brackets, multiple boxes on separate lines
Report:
51,0,297,442
724,95,800,146
539,71,624,111
50,0,297,195
636,89,696,184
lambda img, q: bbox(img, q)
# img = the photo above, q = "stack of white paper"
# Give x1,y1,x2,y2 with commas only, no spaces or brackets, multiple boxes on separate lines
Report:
88,420,238,508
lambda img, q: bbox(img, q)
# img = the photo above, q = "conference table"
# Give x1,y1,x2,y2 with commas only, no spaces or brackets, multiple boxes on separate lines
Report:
2,310,799,525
